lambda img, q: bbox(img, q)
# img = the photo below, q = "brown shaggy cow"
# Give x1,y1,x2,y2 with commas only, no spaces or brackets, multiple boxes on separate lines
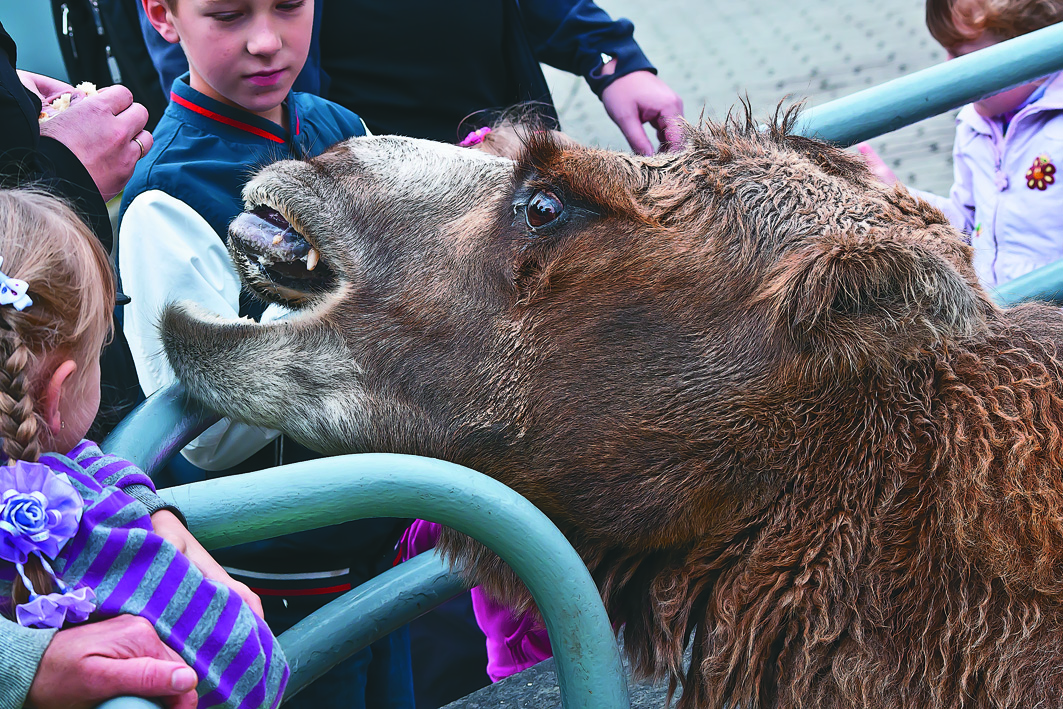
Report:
160,108,1063,708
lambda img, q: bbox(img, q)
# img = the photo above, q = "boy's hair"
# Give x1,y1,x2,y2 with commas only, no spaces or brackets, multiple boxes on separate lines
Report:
927,0,1063,49
0,189,115,463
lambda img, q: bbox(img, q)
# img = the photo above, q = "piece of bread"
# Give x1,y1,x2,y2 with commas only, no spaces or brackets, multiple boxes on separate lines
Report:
38,82,98,123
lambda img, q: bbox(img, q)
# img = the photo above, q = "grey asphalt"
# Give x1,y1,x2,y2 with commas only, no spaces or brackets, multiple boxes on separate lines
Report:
545,0,957,195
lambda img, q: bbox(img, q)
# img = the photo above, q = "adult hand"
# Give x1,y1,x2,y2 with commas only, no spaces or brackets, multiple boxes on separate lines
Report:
26,614,198,709
855,142,899,186
150,510,265,618
16,70,75,103
601,70,685,156
38,84,153,201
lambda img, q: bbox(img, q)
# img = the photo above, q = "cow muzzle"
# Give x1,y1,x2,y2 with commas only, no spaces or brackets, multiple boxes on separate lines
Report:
228,206,337,304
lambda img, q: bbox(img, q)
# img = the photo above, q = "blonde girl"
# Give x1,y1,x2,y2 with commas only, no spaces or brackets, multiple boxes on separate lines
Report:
0,189,287,709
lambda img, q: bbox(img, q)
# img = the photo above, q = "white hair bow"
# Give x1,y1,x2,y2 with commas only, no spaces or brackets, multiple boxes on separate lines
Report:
0,257,32,311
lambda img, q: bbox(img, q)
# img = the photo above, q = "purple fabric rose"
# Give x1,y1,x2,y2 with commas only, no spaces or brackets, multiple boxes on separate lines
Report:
0,461,83,564
15,586,96,629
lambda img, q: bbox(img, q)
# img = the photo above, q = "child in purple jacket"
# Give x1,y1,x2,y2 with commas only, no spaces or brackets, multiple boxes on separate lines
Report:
861,0,1063,290
0,188,287,709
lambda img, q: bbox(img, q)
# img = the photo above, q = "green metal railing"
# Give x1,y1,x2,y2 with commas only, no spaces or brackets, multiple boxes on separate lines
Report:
103,383,217,476
102,402,629,708
278,550,465,698
796,21,1063,145
793,21,1063,306
162,454,630,707
989,259,1063,307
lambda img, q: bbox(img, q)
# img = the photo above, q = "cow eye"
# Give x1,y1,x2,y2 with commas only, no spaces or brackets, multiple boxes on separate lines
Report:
526,190,563,229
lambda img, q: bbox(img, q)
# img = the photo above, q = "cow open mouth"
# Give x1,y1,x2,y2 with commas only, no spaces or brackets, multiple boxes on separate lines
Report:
228,206,336,299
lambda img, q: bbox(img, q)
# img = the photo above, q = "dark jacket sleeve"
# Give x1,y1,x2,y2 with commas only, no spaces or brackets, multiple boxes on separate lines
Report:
0,21,113,252
518,0,657,97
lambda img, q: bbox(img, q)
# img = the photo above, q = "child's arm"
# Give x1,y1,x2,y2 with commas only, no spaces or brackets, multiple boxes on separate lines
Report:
58,487,289,709
62,441,264,617
856,142,973,236
910,141,976,237
119,190,283,471
520,0,680,155
947,142,978,238
149,509,264,619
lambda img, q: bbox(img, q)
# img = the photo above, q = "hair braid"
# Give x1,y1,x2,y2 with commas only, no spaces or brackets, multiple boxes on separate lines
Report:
0,329,52,605
0,329,41,464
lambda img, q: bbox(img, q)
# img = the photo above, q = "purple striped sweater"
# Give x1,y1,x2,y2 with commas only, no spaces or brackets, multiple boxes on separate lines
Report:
0,440,288,708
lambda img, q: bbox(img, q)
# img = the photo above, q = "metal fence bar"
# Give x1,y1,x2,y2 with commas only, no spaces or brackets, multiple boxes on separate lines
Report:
280,550,468,699
988,259,1063,307
95,699,161,709
155,453,628,709
101,388,629,708
796,21,1063,146
102,383,217,476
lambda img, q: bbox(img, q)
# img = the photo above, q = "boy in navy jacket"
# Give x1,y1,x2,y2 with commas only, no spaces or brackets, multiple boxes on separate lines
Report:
118,1,412,706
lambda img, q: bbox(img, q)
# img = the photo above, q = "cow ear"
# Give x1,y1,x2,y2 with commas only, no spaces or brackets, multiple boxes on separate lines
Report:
758,230,983,369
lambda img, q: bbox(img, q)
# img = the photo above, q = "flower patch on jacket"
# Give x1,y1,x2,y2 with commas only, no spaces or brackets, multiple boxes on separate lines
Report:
1026,154,1056,190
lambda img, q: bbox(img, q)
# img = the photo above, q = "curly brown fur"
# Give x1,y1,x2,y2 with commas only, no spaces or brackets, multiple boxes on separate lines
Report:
165,106,1063,707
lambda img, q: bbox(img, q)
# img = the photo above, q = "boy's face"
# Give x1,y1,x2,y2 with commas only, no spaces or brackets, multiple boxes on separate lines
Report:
947,30,1041,119
146,0,312,123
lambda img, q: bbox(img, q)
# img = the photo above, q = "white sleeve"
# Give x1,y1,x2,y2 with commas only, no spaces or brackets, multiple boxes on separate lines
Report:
118,190,282,471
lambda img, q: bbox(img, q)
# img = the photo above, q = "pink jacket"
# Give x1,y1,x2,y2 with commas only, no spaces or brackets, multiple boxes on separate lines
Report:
926,72,1063,289
398,520,551,681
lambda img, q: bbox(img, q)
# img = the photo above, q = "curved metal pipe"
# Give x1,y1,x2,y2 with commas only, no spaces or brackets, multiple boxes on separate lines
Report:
797,22,1063,145
101,383,217,477
989,258,1063,307
279,550,468,699
154,453,628,709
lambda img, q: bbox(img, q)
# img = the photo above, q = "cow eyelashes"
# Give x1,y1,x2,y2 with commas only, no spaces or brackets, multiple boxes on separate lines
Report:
525,190,564,229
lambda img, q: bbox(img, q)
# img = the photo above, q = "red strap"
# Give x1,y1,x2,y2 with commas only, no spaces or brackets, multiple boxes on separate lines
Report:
249,583,352,597
171,92,284,144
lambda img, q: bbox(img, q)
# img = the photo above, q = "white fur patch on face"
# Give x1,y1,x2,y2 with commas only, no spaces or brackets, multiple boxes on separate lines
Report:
337,136,513,203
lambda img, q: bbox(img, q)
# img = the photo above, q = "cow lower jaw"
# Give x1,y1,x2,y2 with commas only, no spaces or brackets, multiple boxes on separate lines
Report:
228,206,337,306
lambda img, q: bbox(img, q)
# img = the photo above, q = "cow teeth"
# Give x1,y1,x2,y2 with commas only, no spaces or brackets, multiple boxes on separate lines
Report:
306,248,320,271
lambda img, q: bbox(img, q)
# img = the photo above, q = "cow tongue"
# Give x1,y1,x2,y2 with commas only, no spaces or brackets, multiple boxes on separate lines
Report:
229,207,319,269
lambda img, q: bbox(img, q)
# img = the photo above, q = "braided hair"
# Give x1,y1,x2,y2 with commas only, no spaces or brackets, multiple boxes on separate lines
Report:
0,189,116,606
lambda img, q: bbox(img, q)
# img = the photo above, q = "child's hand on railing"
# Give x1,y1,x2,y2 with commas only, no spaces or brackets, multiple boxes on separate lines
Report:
150,510,265,618
856,142,899,186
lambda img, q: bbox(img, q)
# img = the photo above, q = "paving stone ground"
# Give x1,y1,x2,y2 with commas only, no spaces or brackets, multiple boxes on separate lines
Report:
545,0,958,195
444,643,677,709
